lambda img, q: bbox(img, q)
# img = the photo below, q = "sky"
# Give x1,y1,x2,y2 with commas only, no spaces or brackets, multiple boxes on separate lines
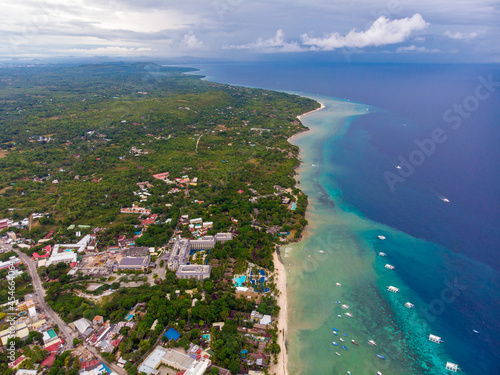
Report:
0,0,499,63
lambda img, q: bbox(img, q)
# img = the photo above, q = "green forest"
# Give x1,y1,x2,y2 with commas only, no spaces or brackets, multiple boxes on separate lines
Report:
0,62,319,374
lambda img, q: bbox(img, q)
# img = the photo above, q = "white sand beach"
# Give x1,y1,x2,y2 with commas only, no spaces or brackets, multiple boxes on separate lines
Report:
270,250,288,375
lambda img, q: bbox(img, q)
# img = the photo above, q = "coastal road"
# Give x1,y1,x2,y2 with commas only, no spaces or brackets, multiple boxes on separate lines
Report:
5,242,74,350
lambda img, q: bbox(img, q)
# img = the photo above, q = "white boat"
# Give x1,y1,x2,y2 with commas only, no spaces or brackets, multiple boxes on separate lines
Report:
396,165,402,169
377,372,383,375
339,338,345,342
429,334,444,344
441,197,450,203
387,286,399,293
341,304,349,310
337,315,342,318
385,264,395,270
319,250,325,253
445,362,459,372
405,302,415,309
379,252,387,257
368,340,377,346
345,312,353,318
336,282,342,286
378,235,386,240
335,352,341,357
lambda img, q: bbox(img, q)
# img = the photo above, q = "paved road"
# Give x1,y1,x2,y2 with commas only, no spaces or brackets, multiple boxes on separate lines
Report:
6,244,74,350
84,343,126,375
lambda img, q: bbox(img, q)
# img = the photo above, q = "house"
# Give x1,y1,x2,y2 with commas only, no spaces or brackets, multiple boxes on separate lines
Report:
152,172,170,182
281,197,291,205
16,370,37,375
93,315,104,326
120,204,151,215
259,315,272,326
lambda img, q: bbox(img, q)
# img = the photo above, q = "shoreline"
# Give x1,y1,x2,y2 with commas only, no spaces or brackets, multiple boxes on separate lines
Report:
271,98,326,375
270,250,288,375
287,101,325,144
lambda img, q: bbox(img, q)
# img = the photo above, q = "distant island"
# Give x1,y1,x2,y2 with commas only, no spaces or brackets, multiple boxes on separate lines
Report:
0,63,319,375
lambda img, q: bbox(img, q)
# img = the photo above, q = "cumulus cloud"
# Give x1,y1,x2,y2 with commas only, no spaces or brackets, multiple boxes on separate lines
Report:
226,29,304,52
301,14,429,51
444,31,479,40
180,32,204,50
396,45,440,53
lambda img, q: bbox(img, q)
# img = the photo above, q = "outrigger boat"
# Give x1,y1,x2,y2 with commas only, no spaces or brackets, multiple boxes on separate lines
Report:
351,340,359,346
335,352,341,357
368,340,377,346
332,342,339,346
377,354,386,360
342,346,348,350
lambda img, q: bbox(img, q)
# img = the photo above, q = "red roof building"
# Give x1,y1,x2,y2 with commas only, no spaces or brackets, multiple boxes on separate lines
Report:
44,341,61,353
141,218,156,227
41,353,56,368
33,252,50,259
8,355,26,368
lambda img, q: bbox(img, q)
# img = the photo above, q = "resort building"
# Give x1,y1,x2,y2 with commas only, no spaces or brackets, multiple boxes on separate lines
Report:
118,255,150,272
184,359,211,375
176,265,211,280
46,235,92,267
214,232,233,243
190,236,216,250
167,239,191,271
46,249,77,266
161,348,195,371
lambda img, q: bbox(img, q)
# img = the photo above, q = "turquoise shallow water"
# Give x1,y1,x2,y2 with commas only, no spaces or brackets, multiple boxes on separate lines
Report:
191,62,500,375
285,96,496,375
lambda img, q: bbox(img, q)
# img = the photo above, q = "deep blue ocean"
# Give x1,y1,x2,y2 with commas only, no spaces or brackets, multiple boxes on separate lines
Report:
188,62,500,374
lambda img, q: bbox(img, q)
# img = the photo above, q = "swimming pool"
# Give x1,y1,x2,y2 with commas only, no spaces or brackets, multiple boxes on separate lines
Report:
203,334,210,341
234,275,246,287
125,314,134,321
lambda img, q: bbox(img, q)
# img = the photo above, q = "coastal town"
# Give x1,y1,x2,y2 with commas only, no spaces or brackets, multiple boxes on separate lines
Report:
0,63,318,375
0,176,296,375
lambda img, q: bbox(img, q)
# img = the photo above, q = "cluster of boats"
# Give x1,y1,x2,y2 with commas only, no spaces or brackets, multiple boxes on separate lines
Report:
332,327,386,363
377,238,416,310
